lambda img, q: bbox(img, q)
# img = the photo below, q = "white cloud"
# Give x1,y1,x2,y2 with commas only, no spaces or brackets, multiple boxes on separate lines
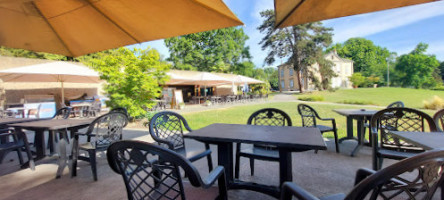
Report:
325,1,444,43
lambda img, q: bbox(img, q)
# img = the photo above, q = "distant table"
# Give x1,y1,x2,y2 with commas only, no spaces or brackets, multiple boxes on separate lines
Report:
333,109,378,156
185,123,326,198
194,96,205,104
9,118,94,178
70,103,92,118
389,131,444,150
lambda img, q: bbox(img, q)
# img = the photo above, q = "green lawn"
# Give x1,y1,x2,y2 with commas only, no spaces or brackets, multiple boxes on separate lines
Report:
297,87,444,109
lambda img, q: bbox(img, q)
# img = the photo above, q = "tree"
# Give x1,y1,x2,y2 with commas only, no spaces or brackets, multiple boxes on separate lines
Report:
394,43,440,88
258,10,333,93
164,27,251,72
264,67,279,90
349,73,366,87
438,61,444,82
0,46,69,60
86,47,170,118
329,38,393,83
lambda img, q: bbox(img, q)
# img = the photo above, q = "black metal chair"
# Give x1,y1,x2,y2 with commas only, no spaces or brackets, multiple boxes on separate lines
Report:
109,107,129,127
0,128,34,170
235,108,292,179
107,140,227,200
149,111,213,172
52,107,72,119
86,101,101,117
433,108,444,131
71,112,128,181
297,104,339,153
364,101,405,144
280,149,444,200
371,107,438,170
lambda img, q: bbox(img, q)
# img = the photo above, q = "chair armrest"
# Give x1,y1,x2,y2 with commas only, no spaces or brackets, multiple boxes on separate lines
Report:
280,182,320,200
202,166,225,188
319,118,337,130
354,168,376,185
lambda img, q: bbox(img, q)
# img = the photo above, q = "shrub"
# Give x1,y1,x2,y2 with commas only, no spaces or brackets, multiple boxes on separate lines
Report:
432,86,444,91
298,95,324,102
349,73,366,88
423,96,444,110
338,100,377,105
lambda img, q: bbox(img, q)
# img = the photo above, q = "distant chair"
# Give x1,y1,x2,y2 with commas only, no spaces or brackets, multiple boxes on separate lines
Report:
107,140,227,200
71,112,128,181
235,108,292,179
387,101,405,108
149,111,213,172
297,104,339,153
280,149,444,200
364,101,405,142
52,107,72,119
371,107,438,170
433,108,444,131
86,101,101,117
0,128,34,170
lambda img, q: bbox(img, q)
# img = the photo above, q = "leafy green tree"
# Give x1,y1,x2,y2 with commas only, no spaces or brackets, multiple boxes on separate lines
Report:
438,61,444,82
258,10,333,93
264,67,279,90
86,47,170,118
164,27,250,72
230,61,255,77
0,46,69,60
329,38,393,83
394,43,440,88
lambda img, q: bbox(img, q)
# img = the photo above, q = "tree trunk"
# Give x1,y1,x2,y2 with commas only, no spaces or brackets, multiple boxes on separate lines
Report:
296,70,304,93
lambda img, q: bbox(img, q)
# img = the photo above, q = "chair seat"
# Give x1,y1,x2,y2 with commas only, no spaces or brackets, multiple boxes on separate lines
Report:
378,149,422,160
320,193,346,200
175,147,212,163
316,125,334,133
0,142,22,151
239,146,279,161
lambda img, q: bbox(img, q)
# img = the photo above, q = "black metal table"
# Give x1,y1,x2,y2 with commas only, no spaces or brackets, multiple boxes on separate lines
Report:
184,123,326,198
333,109,378,156
388,131,444,150
9,118,94,178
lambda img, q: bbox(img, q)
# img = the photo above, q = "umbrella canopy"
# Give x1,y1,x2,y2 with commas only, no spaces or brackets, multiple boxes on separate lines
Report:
233,75,264,85
0,0,243,57
185,72,232,86
274,0,438,28
0,61,100,103
165,72,193,85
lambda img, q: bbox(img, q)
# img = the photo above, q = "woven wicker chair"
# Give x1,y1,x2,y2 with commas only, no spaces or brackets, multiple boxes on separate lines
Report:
235,108,292,178
297,104,339,153
71,112,128,181
280,149,444,200
371,107,438,170
107,140,227,200
149,111,213,172
433,108,444,131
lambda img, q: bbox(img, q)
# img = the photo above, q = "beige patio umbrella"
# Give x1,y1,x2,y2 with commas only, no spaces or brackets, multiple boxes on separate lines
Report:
0,0,243,57
233,75,264,85
0,61,100,105
274,0,439,28
181,72,232,96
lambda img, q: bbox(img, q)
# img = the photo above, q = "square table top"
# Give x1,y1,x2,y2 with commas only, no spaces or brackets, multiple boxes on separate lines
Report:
185,123,327,151
389,131,444,150
0,117,51,126
333,109,378,117
8,118,94,131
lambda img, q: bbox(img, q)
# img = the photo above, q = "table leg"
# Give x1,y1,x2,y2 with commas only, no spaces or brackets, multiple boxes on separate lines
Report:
279,149,292,186
351,117,365,157
339,116,356,143
32,129,46,160
217,142,233,185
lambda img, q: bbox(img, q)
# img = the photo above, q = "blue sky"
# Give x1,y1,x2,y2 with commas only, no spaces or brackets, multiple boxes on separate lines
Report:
130,0,444,68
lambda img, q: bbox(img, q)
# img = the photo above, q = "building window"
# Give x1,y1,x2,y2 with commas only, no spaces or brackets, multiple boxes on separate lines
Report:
289,68,293,76
290,80,294,88
281,80,285,89
280,69,284,77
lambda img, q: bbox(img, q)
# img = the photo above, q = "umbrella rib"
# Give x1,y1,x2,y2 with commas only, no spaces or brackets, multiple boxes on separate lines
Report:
32,1,76,57
86,0,141,43
274,0,306,28
190,0,244,25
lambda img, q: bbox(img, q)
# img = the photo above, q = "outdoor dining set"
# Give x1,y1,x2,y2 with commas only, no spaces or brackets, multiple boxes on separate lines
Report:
1,102,444,200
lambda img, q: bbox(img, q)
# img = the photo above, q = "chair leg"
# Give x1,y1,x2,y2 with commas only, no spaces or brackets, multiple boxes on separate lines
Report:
249,158,254,176
234,144,241,179
217,171,228,200
334,130,340,153
205,144,213,172
71,137,79,177
88,149,98,181
16,149,24,165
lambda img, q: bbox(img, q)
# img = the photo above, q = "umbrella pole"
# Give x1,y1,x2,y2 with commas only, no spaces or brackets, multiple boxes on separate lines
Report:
61,81,65,107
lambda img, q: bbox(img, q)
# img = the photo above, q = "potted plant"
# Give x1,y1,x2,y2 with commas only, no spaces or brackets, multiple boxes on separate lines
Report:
178,102,185,110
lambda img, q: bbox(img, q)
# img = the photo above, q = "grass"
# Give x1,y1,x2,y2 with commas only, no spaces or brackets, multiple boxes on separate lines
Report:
298,95,324,102
297,87,444,109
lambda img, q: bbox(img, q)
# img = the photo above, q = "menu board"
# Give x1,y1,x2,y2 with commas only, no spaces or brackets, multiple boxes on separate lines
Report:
173,90,183,108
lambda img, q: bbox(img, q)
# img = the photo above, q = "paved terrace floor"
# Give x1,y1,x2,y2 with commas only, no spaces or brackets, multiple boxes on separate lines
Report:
1,127,424,200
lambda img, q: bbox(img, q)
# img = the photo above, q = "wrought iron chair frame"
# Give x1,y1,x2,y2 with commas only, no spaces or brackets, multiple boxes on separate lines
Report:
71,112,128,181
370,107,438,170
235,108,292,179
433,108,444,131
149,111,213,172
280,149,444,200
107,140,227,200
297,104,339,153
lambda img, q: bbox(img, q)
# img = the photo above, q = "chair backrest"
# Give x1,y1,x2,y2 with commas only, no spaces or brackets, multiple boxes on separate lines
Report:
149,111,192,150
85,112,128,149
370,107,437,151
387,101,404,108
433,109,444,131
297,104,320,127
247,108,292,126
109,107,129,126
345,150,444,200
53,107,71,119
107,140,205,200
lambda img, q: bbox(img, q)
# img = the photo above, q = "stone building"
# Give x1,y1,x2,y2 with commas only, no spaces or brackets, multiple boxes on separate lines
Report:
277,51,353,91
